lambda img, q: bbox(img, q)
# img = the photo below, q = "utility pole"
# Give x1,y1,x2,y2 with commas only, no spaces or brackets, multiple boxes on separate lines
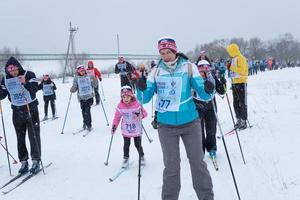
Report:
62,22,78,83
117,34,120,57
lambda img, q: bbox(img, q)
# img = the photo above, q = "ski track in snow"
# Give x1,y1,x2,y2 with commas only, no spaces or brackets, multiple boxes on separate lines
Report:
1,68,300,199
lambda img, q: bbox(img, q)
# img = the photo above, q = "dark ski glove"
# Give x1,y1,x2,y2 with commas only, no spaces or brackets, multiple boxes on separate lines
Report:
111,125,117,134
204,80,215,94
137,77,147,91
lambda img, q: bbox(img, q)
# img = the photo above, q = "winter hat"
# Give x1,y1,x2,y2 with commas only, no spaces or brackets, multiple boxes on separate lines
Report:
121,85,134,98
76,65,86,74
158,36,177,53
197,60,211,72
87,60,94,68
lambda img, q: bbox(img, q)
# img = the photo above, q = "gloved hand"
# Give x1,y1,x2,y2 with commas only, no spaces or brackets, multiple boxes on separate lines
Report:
134,111,140,117
99,77,102,82
111,125,117,134
136,77,147,91
70,87,76,93
18,75,26,84
204,80,215,94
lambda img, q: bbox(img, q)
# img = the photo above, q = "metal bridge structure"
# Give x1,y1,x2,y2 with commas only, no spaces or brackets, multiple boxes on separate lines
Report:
0,53,159,62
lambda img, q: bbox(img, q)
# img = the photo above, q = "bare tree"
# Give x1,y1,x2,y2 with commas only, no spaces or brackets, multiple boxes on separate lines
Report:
0,47,22,70
248,37,267,60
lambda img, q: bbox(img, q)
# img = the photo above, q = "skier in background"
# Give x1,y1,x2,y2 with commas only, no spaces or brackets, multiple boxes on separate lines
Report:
193,60,226,158
86,60,102,105
114,56,133,87
38,74,57,120
226,43,248,130
70,65,98,131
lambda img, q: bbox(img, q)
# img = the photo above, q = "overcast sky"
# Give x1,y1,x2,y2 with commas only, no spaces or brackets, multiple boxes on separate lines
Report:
1,0,299,55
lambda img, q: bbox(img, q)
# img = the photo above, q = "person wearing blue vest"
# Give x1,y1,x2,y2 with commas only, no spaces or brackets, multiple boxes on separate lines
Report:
0,56,42,174
38,74,57,121
136,37,214,200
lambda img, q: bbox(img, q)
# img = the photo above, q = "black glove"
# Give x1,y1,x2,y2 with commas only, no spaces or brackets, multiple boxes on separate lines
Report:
99,77,102,82
111,125,117,134
136,77,147,91
134,111,140,117
204,80,215,94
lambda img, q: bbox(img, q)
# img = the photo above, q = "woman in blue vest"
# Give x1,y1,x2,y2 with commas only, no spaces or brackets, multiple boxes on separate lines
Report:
137,37,214,200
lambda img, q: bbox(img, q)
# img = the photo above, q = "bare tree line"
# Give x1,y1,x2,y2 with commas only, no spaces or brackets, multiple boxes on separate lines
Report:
186,33,300,63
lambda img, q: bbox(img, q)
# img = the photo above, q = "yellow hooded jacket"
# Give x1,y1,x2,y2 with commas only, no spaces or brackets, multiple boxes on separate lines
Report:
226,43,248,84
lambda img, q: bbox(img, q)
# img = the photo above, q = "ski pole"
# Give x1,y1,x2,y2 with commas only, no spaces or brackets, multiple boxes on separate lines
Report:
151,98,154,118
223,76,247,164
137,73,146,200
104,135,114,166
98,93,109,126
142,125,153,143
60,93,73,134
100,81,106,101
0,100,13,176
0,139,18,164
211,95,241,200
224,92,246,164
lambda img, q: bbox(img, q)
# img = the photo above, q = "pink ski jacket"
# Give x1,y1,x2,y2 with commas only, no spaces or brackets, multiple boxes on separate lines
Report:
112,98,147,138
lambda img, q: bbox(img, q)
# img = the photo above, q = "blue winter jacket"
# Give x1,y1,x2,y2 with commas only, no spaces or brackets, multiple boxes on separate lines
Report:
137,56,213,126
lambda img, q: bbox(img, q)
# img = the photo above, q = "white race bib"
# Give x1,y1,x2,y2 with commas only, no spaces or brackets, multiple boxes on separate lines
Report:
155,76,182,112
117,63,127,75
230,58,240,78
86,69,95,77
5,77,33,106
43,84,54,96
77,76,93,96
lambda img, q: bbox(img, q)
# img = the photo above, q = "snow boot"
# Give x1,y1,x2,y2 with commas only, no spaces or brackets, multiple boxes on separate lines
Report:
42,115,48,121
82,124,87,130
30,160,41,174
234,119,241,129
87,125,93,132
18,161,29,174
239,119,247,130
122,157,129,168
52,114,58,120
208,150,217,158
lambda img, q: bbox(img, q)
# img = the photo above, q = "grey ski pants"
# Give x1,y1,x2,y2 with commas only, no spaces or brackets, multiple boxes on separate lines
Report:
158,119,214,200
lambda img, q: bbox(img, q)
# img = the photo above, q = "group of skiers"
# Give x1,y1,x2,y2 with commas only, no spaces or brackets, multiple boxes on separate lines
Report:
0,36,249,200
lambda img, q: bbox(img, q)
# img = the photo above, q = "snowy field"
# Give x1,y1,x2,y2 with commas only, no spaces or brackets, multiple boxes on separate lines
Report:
0,67,300,200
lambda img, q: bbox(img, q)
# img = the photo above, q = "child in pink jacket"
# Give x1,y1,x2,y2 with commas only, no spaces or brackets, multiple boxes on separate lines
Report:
111,86,147,168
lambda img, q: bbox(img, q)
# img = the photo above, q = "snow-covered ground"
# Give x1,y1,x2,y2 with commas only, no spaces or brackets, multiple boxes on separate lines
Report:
0,67,300,200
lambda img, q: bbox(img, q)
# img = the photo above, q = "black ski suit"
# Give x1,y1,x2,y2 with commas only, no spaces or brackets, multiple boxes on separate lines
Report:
0,57,41,162
194,75,226,152
38,79,57,117
114,61,133,87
